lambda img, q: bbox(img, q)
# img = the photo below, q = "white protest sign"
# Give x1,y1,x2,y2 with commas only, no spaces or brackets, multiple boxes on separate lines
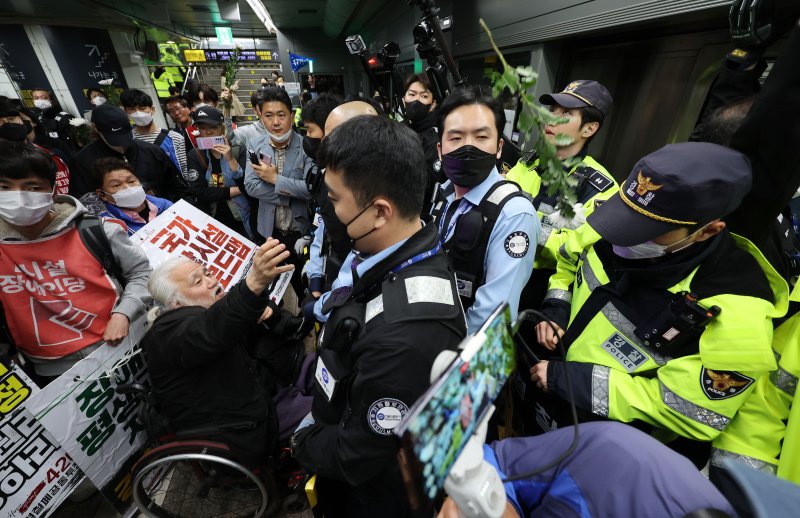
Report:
0,362,84,518
25,317,149,515
132,199,291,302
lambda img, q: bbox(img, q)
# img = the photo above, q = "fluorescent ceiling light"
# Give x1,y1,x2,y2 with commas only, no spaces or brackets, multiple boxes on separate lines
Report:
244,0,277,33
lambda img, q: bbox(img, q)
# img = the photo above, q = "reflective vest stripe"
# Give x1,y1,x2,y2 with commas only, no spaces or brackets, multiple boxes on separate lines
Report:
601,301,672,366
710,448,777,473
591,364,610,417
770,365,798,397
660,382,730,431
545,288,572,303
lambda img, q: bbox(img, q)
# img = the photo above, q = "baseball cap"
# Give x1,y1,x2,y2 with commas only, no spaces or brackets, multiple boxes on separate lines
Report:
92,104,133,148
539,80,613,117
192,106,224,126
587,142,752,246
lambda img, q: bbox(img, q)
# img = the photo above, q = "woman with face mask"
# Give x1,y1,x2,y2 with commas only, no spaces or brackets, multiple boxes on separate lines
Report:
93,158,173,236
402,74,441,217
30,88,79,157
86,88,108,108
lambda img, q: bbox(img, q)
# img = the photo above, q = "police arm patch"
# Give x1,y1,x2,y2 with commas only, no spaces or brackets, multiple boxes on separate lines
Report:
367,398,409,435
504,231,530,258
701,369,754,400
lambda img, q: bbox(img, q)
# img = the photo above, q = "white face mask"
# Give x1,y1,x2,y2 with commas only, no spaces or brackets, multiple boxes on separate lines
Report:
268,130,291,143
613,226,707,260
33,99,52,110
91,96,107,107
108,185,146,208
0,191,54,226
130,111,153,127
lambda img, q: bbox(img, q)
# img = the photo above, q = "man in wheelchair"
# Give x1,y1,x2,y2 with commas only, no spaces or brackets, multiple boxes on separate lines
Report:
142,239,305,466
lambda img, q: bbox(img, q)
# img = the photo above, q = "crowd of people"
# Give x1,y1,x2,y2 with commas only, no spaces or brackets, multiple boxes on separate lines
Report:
0,7,799,517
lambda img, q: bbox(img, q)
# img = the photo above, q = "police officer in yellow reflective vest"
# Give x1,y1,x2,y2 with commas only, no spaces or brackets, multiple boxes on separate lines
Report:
710,281,799,484
530,142,789,463
506,80,618,275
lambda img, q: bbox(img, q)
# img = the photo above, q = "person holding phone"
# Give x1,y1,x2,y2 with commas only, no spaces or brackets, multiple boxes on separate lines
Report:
190,107,255,238
244,86,314,298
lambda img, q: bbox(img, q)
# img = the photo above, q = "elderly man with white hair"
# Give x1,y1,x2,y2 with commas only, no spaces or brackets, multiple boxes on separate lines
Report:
142,238,295,465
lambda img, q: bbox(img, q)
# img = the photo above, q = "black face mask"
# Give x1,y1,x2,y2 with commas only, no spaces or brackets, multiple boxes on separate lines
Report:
303,135,321,161
404,100,431,125
23,120,33,135
0,123,29,142
441,145,498,188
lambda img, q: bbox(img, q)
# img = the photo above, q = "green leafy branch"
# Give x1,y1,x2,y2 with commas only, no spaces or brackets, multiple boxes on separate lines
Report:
479,18,578,217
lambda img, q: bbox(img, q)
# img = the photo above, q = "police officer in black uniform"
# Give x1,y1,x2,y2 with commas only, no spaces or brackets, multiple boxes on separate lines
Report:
291,116,466,517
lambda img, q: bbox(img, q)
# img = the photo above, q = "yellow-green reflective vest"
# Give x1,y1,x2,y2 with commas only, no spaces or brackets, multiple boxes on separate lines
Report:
505,155,618,270
562,234,787,441
711,282,800,482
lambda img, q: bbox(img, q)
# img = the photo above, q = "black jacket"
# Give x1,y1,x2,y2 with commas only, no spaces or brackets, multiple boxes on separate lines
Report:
293,223,466,517
142,281,275,463
69,139,187,200
34,106,76,157
409,112,442,217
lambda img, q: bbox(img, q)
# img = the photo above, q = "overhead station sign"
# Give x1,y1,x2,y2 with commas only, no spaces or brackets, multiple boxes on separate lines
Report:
182,49,279,63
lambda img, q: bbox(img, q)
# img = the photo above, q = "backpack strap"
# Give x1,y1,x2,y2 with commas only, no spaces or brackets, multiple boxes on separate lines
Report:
76,215,126,288
154,128,170,148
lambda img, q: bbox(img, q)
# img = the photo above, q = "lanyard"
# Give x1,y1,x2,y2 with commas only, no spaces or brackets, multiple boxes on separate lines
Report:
349,242,442,290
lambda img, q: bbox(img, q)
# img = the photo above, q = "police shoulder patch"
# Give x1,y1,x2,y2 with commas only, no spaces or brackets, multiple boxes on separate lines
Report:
367,398,409,435
701,369,754,400
504,231,529,258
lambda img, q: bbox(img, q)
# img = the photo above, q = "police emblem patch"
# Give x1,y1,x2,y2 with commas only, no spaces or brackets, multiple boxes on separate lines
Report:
504,231,529,258
367,398,409,436
701,369,753,400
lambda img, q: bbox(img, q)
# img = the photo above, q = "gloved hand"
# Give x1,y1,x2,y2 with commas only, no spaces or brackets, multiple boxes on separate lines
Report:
730,0,799,48
294,235,312,257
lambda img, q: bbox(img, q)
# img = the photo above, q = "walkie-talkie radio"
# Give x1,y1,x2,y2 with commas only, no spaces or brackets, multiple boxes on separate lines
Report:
635,291,720,355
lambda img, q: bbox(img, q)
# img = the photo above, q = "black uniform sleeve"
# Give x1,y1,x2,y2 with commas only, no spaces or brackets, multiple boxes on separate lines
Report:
173,281,267,368
726,23,800,245
293,325,435,485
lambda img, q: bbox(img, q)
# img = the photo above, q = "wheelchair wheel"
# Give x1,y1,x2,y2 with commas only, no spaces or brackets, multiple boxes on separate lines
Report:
132,441,279,517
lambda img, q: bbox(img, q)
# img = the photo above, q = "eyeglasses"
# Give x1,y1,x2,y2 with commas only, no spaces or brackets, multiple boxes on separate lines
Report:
166,106,186,114
0,115,23,125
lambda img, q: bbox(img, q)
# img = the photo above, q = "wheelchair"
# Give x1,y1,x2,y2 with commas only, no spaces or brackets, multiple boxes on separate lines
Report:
117,383,311,518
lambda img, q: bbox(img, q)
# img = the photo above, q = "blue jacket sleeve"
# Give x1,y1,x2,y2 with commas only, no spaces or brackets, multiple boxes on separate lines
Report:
307,218,325,281
466,198,538,333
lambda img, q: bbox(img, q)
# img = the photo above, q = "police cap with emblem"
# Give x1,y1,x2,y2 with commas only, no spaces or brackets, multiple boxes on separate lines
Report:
92,103,134,148
587,142,752,246
192,106,224,126
539,80,613,117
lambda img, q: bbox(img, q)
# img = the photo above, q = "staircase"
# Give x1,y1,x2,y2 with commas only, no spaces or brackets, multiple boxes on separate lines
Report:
194,64,281,126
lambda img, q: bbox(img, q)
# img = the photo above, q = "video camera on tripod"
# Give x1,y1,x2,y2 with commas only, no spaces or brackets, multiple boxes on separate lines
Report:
344,0,466,115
